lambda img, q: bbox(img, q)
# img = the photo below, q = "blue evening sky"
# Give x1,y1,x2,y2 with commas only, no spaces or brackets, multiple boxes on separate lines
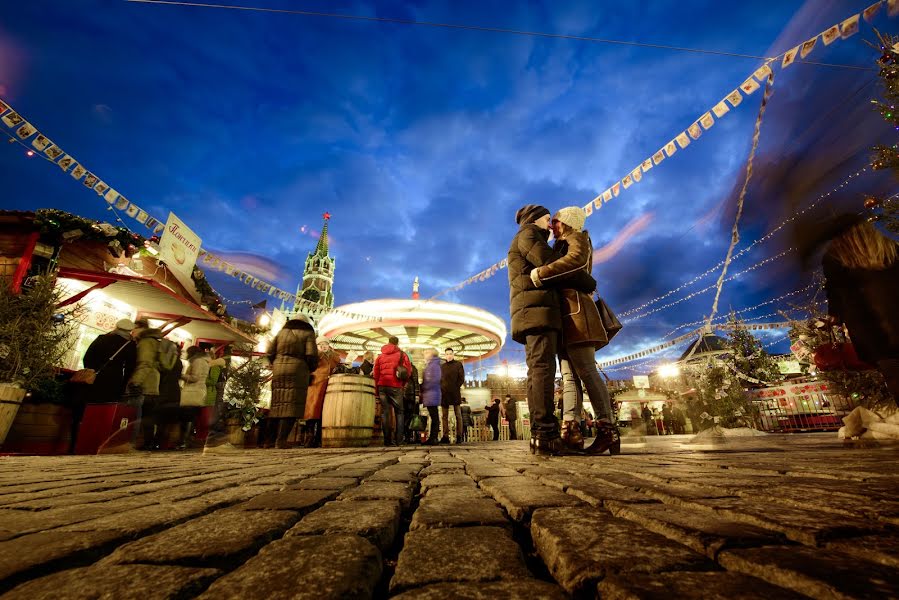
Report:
0,0,895,375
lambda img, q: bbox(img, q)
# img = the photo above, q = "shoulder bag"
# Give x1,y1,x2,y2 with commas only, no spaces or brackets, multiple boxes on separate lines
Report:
595,297,623,341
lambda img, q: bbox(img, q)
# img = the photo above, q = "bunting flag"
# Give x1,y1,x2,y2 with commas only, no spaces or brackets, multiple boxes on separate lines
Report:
753,63,772,81
821,24,840,45
800,36,818,58
740,78,760,95
1,111,23,127
675,132,690,149
16,123,36,140
31,134,51,151
699,112,715,130
841,14,860,38
712,101,730,117
864,1,882,21
687,122,702,140
781,46,799,68
726,89,743,107
70,164,85,180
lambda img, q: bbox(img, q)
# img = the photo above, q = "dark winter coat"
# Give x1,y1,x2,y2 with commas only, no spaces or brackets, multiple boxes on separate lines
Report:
128,328,165,396
440,359,465,406
82,331,136,403
403,364,420,411
268,320,318,419
507,223,596,344
421,356,442,408
486,402,500,426
500,396,518,420
157,354,183,413
304,350,341,420
359,359,374,377
537,231,608,351
461,403,473,427
373,344,412,391
823,253,899,363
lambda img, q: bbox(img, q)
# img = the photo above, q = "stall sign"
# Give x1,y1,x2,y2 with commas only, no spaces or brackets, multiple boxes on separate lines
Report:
159,212,202,285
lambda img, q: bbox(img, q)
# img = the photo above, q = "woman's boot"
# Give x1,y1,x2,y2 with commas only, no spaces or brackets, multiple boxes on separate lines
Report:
177,421,193,450
560,420,584,452
585,419,621,455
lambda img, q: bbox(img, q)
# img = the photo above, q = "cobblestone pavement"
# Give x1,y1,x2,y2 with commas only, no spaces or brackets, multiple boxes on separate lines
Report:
0,434,897,599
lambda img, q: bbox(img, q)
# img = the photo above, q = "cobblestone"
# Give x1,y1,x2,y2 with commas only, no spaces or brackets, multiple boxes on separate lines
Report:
0,434,896,598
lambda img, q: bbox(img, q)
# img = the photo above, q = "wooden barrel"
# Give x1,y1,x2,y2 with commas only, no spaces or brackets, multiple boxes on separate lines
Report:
0,383,27,447
321,374,376,448
3,403,71,454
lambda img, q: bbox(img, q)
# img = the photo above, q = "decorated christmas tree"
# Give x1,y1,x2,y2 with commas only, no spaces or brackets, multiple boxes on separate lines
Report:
870,30,899,234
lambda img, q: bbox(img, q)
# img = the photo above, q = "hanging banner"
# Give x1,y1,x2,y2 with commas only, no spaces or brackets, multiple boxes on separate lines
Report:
159,211,203,288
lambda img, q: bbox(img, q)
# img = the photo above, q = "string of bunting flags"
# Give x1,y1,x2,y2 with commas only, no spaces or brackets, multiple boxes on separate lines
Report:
597,321,793,368
0,97,381,322
432,2,890,298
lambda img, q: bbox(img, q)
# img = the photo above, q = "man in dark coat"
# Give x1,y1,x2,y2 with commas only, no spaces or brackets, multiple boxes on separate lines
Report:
72,319,136,453
439,348,465,444
500,394,518,440
403,363,420,443
486,398,501,441
460,397,473,442
507,204,596,455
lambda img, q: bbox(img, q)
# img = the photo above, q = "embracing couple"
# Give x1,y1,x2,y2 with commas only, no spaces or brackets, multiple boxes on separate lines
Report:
508,204,619,457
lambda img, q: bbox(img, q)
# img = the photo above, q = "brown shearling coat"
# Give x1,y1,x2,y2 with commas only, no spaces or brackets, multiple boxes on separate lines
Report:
536,230,608,351
304,350,342,420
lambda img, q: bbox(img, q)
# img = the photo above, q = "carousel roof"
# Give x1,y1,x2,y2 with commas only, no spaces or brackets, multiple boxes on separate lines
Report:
318,298,506,363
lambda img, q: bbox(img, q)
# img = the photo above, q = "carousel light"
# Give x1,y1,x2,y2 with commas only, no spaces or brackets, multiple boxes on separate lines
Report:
658,363,681,378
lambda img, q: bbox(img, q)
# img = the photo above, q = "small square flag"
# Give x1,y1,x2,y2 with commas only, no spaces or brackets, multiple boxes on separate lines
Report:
631,168,642,183
125,203,139,218
602,188,613,202
15,123,35,139
44,145,63,160
712,101,730,118
611,182,621,196
136,209,150,224
94,181,109,196
31,134,50,151
115,196,129,210
688,122,702,140
104,188,119,204
726,89,743,107
891,0,899,17
841,14,860,38
863,1,882,21
652,149,665,165
593,196,602,209
753,63,772,81
740,78,760,95
800,36,817,58
71,164,85,180
82,173,98,188
664,140,677,157
699,112,714,130
782,46,799,68
58,155,75,172
676,132,691,149
622,174,633,189
1,111,23,127
642,158,653,172
584,203,593,216
821,25,840,45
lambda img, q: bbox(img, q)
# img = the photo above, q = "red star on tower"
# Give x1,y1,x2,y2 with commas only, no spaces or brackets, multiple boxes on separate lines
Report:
322,212,331,220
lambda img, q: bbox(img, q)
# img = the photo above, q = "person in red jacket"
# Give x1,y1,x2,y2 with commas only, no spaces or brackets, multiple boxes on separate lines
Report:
373,336,413,446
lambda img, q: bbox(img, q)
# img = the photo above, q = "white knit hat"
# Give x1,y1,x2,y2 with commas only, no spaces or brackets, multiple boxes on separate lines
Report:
316,336,330,346
554,206,586,232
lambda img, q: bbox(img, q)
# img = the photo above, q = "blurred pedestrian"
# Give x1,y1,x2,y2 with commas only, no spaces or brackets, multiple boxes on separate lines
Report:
421,348,442,445
304,336,341,448
403,362,420,443
460,397,473,442
500,394,518,440
373,336,412,446
486,398,501,440
179,345,210,449
439,347,465,444
268,316,317,449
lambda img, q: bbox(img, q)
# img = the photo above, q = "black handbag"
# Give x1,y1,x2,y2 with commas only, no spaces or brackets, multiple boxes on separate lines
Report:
595,296,623,341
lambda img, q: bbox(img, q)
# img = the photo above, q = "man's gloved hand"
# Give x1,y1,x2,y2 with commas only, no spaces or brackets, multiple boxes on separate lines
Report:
530,268,543,288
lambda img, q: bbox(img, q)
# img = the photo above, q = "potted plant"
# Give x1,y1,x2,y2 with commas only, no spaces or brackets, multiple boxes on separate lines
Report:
223,357,267,446
0,273,80,445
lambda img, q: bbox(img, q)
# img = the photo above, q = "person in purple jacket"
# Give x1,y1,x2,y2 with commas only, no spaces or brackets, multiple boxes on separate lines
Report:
420,348,443,445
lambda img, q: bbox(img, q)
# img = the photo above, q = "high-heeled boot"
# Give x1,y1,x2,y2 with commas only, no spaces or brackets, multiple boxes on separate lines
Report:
584,419,621,455
560,420,584,451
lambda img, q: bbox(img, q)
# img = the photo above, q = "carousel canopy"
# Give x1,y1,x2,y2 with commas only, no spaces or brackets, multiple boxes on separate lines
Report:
318,298,506,363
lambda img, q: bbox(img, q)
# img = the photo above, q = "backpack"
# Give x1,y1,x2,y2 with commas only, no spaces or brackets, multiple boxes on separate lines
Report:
395,351,410,382
157,339,180,372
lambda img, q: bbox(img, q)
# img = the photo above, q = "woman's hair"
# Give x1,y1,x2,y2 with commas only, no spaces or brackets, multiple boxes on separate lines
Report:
186,345,204,359
363,351,374,360
423,348,437,359
828,221,898,270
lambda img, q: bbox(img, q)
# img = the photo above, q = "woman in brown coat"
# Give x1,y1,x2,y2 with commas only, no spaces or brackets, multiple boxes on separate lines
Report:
303,336,342,447
531,206,618,455
267,316,317,449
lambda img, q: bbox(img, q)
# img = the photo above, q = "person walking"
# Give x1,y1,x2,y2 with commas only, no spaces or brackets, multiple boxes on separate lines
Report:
662,403,675,435
420,348,442,445
127,320,179,451
268,316,317,449
155,342,184,449
529,205,618,455
486,398,501,440
439,347,465,444
72,319,136,453
304,336,341,448
820,218,899,403
178,345,210,449
403,362,420,443
500,394,518,440
460,397,473,442
641,404,654,436
373,336,412,446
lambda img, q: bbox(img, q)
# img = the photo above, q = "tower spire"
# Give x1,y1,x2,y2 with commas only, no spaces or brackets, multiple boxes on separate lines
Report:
314,212,331,257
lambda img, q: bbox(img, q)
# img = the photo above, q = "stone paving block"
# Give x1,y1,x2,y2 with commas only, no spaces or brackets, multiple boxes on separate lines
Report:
719,545,899,599
390,526,530,593
366,464,422,482
197,534,381,600
478,477,582,521
0,530,126,591
339,482,416,509
101,509,298,569
465,464,521,482
2,564,221,600
419,464,465,476
564,475,661,507
390,579,567,599
606,501,786,558
598,471,739,501
411,486,509,531
290,476,360,491
229,489,338,513
420,474,477,491
330,466,381,479
286,499,401,551
0,504,125,535
825,534,899,569
597,571,807,600
531,507,714,595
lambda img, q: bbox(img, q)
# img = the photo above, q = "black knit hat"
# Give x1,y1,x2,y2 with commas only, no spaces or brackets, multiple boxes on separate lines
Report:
515,204,550,225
